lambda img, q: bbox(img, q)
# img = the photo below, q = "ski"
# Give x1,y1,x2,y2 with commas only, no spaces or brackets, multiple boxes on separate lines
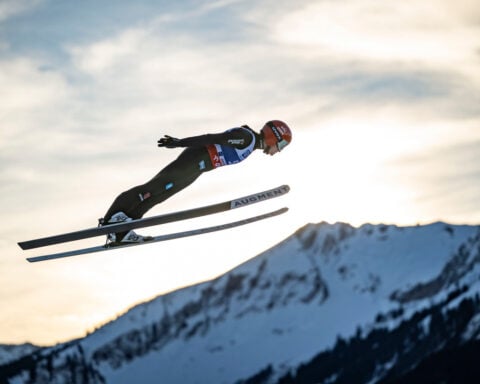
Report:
18,185,290,250
26,207,288,262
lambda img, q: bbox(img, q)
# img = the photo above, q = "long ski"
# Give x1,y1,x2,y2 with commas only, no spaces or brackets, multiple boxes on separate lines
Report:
26,207,288,262
19,185,290,250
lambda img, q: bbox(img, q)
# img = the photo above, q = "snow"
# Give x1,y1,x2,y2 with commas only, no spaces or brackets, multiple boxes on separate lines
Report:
0,343,38,366
3,221,479,383
73,222,479,383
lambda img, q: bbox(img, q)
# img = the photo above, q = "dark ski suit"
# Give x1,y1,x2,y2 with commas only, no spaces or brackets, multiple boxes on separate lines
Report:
103,126,262,223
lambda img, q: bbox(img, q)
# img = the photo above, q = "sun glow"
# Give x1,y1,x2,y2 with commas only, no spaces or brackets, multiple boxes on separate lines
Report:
288,119,424,227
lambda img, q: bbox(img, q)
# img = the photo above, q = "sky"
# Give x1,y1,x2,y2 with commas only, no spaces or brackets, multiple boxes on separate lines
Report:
0,0,479,346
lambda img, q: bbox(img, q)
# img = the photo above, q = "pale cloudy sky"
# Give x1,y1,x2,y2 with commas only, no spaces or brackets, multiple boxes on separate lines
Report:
0,0,479,345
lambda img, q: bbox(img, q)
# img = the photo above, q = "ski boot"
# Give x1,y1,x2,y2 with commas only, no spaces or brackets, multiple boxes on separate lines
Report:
99,212,153,246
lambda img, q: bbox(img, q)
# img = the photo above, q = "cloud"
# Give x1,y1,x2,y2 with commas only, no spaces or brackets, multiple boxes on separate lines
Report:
1,0,478,260
0,0,43,22
265,0,480,125
386,133,480,223
65,19,292,133
69,28,149,74
271,0,480,65
3,0,479,174
0,57,72,154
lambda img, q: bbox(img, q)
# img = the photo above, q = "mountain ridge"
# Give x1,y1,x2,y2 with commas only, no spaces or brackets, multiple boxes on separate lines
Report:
1,221,480,383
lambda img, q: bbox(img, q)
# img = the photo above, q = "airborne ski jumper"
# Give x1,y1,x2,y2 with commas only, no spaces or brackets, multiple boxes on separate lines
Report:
100,120,292,245
18,121,292,261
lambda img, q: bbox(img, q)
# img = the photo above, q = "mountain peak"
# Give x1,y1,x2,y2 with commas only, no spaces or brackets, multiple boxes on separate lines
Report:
2,222,480,384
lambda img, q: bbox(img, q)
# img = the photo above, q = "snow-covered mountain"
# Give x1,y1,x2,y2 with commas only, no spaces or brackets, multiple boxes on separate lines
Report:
0,344,39,367
2,221,480,384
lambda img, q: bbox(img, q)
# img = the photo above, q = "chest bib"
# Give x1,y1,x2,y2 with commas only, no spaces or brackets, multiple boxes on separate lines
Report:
206,128,256,168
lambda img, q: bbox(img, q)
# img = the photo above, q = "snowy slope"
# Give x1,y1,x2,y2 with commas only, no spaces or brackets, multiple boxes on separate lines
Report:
0,344,39,366
2,221,480,384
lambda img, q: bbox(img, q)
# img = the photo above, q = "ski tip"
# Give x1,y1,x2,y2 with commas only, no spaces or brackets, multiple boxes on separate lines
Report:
274,207,289,216
276,184,290,193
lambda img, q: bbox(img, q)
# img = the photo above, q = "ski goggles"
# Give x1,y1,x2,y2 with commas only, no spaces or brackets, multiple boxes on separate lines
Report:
277,138,289,152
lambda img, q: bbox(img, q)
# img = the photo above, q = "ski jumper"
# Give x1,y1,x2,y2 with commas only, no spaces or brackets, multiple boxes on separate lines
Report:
103,127,260,223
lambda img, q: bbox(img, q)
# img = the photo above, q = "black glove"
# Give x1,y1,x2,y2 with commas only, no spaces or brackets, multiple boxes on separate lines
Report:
158,135,181,148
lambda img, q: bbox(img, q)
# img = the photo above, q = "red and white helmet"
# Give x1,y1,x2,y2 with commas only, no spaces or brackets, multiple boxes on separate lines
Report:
261,120,292,151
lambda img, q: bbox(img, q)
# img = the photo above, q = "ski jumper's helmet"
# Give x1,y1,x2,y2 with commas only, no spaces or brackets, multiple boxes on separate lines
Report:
261,120,292,151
